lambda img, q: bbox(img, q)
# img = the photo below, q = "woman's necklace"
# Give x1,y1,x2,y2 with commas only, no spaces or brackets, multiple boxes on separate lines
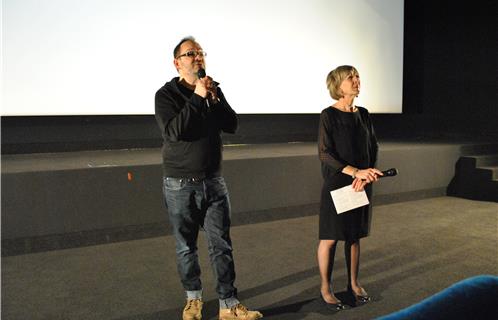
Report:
334,104,356,112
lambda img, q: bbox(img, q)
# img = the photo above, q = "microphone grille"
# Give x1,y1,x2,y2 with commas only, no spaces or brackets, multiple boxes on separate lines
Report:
197,68,206,79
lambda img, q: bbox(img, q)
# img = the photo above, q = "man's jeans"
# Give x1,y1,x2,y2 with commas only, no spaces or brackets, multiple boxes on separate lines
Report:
163,176,238,302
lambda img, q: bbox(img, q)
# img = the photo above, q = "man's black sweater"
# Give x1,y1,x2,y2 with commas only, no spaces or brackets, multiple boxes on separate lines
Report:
155,77,238,178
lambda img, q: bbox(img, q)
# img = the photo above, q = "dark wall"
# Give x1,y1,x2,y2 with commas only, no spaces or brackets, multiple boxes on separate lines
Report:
393,0,498,140
0,114,321,153
2,0,497,154
418,1,497,116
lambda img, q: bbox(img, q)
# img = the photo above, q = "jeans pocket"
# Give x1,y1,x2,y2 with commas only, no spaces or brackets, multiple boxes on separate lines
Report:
164,177,186,191
208,177,228,197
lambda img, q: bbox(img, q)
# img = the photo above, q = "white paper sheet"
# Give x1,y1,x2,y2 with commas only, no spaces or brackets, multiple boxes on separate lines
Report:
330,185,370,214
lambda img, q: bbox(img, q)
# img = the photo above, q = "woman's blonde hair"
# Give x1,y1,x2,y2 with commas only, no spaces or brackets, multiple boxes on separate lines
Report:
326,65,359,100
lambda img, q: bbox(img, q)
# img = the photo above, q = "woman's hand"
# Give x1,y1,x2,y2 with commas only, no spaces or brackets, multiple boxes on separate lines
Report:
344,166,383,191
352,177,368,191
355,168,383,183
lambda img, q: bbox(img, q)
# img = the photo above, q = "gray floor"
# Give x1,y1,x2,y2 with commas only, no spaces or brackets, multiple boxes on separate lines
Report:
2,196,497,320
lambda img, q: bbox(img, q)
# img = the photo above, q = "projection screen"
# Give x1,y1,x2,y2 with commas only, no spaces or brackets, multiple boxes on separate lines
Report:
1,0,404,115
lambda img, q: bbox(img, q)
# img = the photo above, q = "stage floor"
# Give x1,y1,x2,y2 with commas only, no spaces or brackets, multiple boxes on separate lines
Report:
3,140,497,255
1,141,490,173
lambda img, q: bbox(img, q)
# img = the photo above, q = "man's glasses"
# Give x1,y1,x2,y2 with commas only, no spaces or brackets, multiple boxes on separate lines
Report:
176,50,207,59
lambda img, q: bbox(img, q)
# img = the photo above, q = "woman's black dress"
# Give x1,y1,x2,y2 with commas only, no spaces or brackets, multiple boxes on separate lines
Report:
318,106,378,240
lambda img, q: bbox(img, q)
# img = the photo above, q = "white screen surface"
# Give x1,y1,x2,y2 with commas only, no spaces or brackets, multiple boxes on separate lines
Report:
1,0,404,115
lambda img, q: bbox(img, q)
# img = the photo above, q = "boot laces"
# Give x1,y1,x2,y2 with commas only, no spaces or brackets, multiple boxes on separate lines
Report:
231,303,248,315
185,299,200,310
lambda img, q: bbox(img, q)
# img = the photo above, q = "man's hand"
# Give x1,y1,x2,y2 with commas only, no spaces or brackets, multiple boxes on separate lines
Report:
194,76,218,103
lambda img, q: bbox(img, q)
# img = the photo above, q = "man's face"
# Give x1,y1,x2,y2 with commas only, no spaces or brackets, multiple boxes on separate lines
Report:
174,40,206,78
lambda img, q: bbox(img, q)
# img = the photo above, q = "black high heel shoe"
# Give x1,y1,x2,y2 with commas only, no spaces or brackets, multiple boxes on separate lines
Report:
320,294,347,311
347,285,371,303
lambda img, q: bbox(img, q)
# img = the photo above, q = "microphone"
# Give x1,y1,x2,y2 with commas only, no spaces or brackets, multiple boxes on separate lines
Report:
197,68,219,107
380,168,398,178
197,68,218,85
197,68,209,105
197,68,206,79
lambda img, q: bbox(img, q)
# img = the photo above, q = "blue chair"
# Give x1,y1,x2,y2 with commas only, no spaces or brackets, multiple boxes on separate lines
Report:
377,275,498,320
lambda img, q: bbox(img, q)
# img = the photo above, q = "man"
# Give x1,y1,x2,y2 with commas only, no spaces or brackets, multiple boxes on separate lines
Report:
155,36,263,320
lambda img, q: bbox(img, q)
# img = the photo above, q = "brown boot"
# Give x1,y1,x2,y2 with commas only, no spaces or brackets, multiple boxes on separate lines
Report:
219,303,263,320
183,299,203,320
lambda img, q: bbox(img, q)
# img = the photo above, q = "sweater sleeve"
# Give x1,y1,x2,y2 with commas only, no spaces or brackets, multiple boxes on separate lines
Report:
366,110,379,166
318,110,347,172
155,88,208,142
208,88,238,134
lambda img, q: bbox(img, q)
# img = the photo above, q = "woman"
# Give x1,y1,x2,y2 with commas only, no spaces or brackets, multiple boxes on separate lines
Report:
317,65,382,310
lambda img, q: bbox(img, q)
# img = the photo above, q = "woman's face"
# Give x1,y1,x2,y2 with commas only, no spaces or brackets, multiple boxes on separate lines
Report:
339,73,360,97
